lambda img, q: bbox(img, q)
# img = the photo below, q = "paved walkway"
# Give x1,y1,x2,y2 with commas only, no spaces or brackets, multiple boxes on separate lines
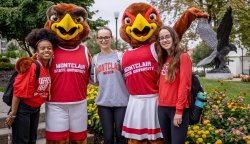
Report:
0,92,9,118
0,92,45,118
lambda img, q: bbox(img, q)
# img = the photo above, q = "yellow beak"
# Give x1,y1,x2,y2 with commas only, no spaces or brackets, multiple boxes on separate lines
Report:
51,14,83,40
126,13,157,42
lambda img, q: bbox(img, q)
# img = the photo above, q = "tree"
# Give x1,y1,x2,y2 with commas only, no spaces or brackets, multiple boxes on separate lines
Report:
150,0,250,51
7,41,18,51
191,42,214,70
0,0,108,56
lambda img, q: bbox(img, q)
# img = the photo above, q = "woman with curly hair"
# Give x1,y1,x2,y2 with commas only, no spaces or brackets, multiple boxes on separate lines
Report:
5,28,57,144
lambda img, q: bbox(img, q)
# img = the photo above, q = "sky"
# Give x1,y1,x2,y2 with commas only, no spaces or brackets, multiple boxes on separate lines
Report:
90,0,149,40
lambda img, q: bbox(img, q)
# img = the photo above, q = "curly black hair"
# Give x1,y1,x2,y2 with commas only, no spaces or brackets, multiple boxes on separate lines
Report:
25,28,57,52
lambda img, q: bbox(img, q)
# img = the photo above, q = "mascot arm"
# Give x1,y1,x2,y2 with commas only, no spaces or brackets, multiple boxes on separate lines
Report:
16,54,37,73
173,7,209,41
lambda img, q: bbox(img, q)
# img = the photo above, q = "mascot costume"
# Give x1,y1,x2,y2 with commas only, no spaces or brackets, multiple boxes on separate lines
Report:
17,3,90,144
119,2,208,143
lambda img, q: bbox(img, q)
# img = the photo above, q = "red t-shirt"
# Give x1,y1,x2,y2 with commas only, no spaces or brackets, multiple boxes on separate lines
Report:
49,45,89,103
159,53,192,115
14,61,50,107
122,43,158,95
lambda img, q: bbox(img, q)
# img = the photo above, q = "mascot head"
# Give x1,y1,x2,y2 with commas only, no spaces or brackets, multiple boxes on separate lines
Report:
45,3,90,48
120,2,163,48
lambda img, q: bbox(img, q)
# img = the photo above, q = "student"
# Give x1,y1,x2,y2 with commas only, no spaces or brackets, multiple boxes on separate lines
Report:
5,28,57,144
91,27,129,144
157,26,192,144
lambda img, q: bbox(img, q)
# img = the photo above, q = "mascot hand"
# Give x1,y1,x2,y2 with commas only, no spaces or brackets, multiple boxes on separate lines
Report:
15,57,34,73
31,53,38,60
188,7,209,18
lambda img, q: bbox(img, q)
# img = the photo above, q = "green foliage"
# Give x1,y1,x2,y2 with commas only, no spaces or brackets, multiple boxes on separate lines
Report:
186,80,250,143
87,85,102,133
199,78,250,104
5,51,18,58
0,62,15,70
86,34,100,55
0,57,10,63
191,42,213,68
0,86,5,92
193,70,206,77
0,56,15,70
0,0,108,56
18,50,29,57
7,42,18,51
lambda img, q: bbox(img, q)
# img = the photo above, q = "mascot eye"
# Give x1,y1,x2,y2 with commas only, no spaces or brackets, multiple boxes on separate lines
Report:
124,17,131,24
76,16,84,22
50,15,58,21
149,13,157,20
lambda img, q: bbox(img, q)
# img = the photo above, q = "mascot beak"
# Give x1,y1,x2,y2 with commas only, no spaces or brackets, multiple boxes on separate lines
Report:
51,13,83,40
126,13,157,42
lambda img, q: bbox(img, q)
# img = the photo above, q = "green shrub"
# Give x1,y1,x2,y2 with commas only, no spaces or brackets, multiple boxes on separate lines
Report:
0,57,10,63
0,87,5,92
0,62,15,70
193,70,205,77
186,81,250,143
5,51,18,58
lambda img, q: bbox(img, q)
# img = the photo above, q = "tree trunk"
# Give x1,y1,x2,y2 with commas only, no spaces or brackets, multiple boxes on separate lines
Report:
17,40,32,57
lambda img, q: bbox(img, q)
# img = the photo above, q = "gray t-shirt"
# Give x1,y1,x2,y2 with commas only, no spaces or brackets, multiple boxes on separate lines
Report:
91,51,129,107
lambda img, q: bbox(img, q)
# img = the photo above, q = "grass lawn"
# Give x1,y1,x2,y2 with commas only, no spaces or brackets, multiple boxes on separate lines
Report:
199,78,250,104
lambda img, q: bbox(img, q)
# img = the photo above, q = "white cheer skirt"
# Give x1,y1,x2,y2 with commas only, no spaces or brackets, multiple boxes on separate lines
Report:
122,94,163,140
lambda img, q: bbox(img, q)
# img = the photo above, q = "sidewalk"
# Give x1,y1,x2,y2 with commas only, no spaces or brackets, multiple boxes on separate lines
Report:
0,92,45,118
0,92,10,118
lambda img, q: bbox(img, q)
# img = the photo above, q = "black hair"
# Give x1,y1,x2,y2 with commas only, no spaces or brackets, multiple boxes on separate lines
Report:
25,28,57,52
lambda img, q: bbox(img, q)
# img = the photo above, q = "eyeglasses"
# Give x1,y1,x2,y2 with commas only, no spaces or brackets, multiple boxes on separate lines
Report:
159,35,172,41
97,36,111,41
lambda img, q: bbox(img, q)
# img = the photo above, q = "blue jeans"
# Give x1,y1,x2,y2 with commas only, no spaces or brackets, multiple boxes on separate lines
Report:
12,101,40,144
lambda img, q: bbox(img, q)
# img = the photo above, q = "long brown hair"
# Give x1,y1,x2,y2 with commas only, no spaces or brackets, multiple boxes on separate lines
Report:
157,26,183,82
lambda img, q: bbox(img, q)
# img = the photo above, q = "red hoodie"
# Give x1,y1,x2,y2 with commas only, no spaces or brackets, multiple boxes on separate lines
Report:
14,61,50,107
159,53,192,115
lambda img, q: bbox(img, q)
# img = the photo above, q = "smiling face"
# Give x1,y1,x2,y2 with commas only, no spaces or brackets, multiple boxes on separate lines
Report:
97,29,113,51
120,3,163,47
159,29,173,52
36,40,53,61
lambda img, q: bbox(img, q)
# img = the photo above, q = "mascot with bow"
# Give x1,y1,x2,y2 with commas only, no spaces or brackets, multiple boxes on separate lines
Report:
119,2,208,143
17,3,90,144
